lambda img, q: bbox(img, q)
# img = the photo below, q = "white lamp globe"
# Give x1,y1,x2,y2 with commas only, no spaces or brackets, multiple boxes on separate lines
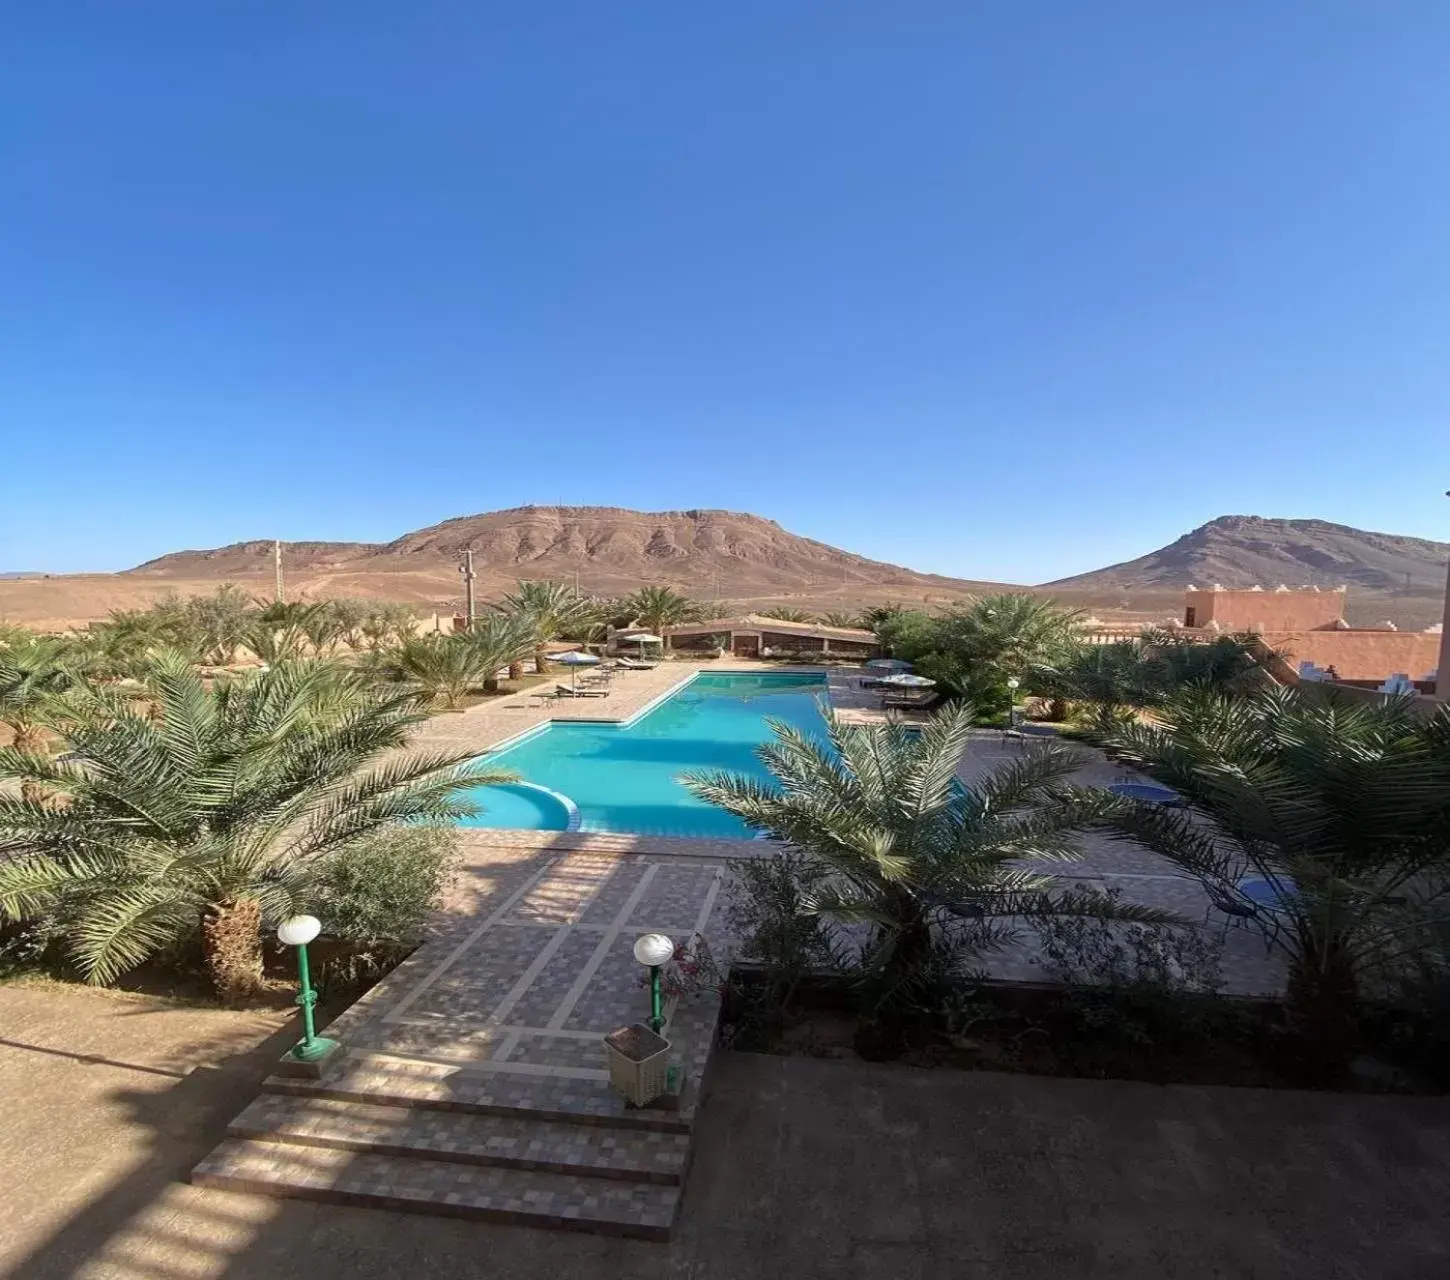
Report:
277,915,322,947
1006,677,1021,690
633,933,675,968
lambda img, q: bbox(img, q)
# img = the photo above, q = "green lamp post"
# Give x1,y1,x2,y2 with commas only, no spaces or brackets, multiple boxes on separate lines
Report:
278,914,337,1062
633,932,675,1033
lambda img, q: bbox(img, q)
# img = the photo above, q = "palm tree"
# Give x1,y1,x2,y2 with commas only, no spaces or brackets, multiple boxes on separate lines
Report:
758,606,815,623
1099,686,1450,1065
186,585,257,666
461,614,538,692
684,705,1150,1012
819,611,865,629
623,586,703,652
0,638,78,802
497,581,596,674
83,609,172,679
0,653,510,1001
327,598,372,652
384,636,488,708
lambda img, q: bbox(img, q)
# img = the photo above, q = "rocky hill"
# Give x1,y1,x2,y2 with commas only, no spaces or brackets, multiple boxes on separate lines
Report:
124,506,1000,600
1044,516,1450,597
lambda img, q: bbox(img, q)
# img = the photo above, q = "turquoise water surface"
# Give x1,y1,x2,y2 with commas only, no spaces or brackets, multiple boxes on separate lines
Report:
458,672,828,839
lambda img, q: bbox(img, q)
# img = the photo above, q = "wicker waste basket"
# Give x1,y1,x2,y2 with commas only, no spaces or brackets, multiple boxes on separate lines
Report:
604,1023,671,1107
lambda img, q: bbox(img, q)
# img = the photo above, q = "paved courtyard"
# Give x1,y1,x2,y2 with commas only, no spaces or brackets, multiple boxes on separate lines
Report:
192,843,735,1236
6,983,1449,1280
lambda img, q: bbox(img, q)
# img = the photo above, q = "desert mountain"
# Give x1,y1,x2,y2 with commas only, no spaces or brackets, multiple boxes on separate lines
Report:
124,506,1002,602
1044,516,1450,598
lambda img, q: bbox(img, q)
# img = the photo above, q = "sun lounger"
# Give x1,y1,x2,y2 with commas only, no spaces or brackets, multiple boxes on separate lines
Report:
617,657,657,670
556,684,610,698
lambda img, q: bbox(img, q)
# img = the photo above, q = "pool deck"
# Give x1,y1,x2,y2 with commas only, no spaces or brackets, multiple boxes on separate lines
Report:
415,660,1286,997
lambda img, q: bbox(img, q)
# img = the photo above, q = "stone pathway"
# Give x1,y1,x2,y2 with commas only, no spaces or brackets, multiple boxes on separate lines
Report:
193,848,732,1240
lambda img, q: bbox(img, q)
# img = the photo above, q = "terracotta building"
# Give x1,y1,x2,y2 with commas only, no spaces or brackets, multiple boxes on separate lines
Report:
1179,584,1441,689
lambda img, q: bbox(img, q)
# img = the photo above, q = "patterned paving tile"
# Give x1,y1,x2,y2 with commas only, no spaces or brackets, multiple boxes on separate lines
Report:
627,863,722,932
230,1095,689,1182
575,859,654,925
400,927,560,1022
194,1139,681,1240
504,1032,617,1071
345,1022,511,1065
504,928,608,1026
505,856,621,924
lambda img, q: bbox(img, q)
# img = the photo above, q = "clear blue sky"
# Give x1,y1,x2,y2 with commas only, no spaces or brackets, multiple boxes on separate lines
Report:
4,2,1448,582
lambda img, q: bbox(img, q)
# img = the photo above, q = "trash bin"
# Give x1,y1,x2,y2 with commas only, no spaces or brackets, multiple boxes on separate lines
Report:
603,1022,671,1107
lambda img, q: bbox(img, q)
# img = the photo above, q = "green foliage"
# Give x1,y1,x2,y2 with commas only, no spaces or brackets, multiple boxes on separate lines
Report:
621,586,704,648
1100,685,1450,1062
460,613,539,690
0,637,80,750
686,704,1165,1016
0,653,511,991
382,635,487,707
497,581,598,671
1031,885,1224,993
818,611,866,630
757,606,816,623
183,584,256,665
1036,630,1275,725
726,849,847,991
308,825,458,945
876,595,1082,717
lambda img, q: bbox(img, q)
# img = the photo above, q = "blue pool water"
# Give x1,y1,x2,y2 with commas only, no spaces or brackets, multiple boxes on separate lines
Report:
457,672,828,839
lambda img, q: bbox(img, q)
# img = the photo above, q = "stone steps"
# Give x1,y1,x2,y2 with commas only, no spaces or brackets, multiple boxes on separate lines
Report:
266,1049,692,1133
193,1137,681,1241
228,1093,690,1185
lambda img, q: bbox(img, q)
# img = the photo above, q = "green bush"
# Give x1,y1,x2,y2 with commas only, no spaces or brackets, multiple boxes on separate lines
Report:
308,825,459,947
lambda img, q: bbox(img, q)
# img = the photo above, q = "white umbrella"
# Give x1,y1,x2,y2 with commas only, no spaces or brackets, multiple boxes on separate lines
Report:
621,632,662,661
866,658,912,672
553,649,601,690
880,672,935,688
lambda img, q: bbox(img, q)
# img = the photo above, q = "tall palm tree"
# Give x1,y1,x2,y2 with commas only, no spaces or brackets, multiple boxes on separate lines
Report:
758,606,816,623
1100,686,1450,1064
684,704,1150,1008
0,638,78,802
497,581,596,674
819,611,865,630
461,614,538,691
623,586,703,652
384,636,488,708
0,654,510,1001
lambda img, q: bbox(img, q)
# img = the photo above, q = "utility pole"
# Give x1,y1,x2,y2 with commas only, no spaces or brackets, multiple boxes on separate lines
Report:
273,540,284,604
459,550,477,630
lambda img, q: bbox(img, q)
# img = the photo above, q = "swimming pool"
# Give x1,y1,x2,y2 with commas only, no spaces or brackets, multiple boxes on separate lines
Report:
457,671,828,839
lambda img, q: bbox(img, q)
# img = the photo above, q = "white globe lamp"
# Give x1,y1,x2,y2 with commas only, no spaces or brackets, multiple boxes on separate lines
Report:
633,933,675,1032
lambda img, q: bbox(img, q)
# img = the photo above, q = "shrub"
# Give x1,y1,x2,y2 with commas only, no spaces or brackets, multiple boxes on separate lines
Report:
308,825,459,948
1031,886,1224,993
1029,885,1230,1049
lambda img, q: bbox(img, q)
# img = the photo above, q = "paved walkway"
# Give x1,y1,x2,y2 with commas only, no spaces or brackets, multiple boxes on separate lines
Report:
192,842,735,1238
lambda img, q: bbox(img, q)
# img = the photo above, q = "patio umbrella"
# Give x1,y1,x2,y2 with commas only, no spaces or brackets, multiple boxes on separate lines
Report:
621,632,662,661
553,649,601,690
879,672,936,689
866,658,913,673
